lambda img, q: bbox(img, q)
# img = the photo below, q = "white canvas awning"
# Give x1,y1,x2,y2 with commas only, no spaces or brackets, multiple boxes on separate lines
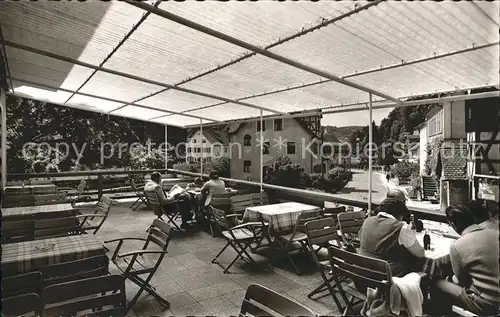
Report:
0,0,498,127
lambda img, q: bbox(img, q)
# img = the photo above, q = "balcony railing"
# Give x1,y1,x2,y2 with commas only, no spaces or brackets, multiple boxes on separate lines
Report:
6,169,446,223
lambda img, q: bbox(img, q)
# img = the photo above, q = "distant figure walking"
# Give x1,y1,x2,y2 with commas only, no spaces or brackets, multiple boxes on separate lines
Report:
385,173,411,202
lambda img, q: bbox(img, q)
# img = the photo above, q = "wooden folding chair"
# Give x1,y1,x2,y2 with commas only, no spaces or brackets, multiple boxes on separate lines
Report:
144,189,182,231
1,219,35,243
40,255,109,286
304,217,345,311
2,271,42,298
70,179,88,208
2,293,41,317
42,274,126,317
321,206,346,219
75,195,113,234
328,246,393,316
275,211,321,275
337,211,365,249
34,216,80,240
240,283,316,317
129,178,149,211
210,206,266,273
105,219,172,311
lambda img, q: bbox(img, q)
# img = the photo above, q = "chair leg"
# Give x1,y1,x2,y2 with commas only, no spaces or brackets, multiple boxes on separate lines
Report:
277,240,302,275
308,270,343,312
164,213,182,231
222,241,255,274
212,241,231,263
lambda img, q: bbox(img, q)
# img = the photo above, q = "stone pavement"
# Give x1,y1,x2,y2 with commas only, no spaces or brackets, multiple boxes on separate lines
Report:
94,202,344,317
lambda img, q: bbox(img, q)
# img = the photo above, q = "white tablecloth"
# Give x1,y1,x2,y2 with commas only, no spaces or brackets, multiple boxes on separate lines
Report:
243,202,320,233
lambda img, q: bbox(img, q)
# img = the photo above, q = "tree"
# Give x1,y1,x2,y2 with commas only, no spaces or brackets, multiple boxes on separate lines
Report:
6,95,185,173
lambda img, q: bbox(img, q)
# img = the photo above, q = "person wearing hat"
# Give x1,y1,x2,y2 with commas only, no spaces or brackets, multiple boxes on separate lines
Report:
359,198,425,277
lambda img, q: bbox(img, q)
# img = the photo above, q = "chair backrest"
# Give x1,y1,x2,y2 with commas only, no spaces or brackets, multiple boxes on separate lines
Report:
230,194,255,215
2,271,42,298
71,179,87,207
34,193,68,206
305,217,342,266
130,178,144,193
96,195,113,215
43,275,126,317
321,206,346,220
210,192,235,210
240,283,316,317
295,210,322,233
146,219,172,251
337,211,366,244
40,255,109,287
1,219,35,243
2,293,41,317
144,189,163,216
328,246,392,296
34,216,79,239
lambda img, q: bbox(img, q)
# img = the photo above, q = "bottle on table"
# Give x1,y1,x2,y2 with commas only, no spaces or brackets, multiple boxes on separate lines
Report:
410,214,415,230
423,229,431,250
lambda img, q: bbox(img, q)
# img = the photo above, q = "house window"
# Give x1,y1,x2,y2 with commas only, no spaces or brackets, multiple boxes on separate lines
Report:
193,139,196,143
263,141,270,155
257,121,266,132
187,147,191,153
195,147,201,153
244,160,251,173
274,119,282,131
202,139,206,143
243,134,251,146
287,142,296,154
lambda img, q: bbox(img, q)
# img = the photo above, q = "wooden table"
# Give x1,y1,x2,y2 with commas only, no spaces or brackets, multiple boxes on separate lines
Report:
1,203,76,220
243,202,321,233
1,235,105,276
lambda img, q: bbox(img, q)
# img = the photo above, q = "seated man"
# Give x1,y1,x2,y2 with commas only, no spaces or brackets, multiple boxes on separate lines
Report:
144,172,192,229
359,198,425,277
431,204,499,315
468,199,499,231
200,171,226,205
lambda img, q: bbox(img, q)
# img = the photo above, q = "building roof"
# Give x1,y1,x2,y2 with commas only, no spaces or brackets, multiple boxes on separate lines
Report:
439,147,468,180
187,128,229,145
1,1,498,127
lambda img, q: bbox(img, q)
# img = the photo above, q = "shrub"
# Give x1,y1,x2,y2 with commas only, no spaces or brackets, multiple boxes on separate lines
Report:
409,170,422,198
264,155,304,188
308,169,352,193
391,160,419,180
204,157,230,178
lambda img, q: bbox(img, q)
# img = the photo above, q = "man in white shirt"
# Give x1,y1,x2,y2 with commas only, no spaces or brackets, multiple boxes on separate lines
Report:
144,172,192,229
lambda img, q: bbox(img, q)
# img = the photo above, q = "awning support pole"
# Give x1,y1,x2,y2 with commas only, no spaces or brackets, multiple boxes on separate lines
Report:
260,109,264,200
1,88,7,190
200,119,203,177
164,125,168,170
368,93,373,215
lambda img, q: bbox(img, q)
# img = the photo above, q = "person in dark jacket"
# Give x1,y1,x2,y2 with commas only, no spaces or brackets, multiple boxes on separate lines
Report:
431,204,499,316
359,198,425,277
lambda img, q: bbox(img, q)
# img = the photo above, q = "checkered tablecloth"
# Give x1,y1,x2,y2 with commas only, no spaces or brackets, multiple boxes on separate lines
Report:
2,203,76,220
243,202,321,234
1,235,105,276
417,230,454,279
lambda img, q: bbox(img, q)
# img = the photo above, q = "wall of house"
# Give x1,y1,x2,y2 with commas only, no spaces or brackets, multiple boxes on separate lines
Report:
419,125,428,175
443,100,467,141
186,130,226,163
229,118,320,181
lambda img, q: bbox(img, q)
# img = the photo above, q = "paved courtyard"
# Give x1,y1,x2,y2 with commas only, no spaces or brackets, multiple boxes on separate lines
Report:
96,202,344,317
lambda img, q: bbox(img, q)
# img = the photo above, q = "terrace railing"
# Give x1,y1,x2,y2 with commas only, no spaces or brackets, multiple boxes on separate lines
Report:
6,169,446,223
